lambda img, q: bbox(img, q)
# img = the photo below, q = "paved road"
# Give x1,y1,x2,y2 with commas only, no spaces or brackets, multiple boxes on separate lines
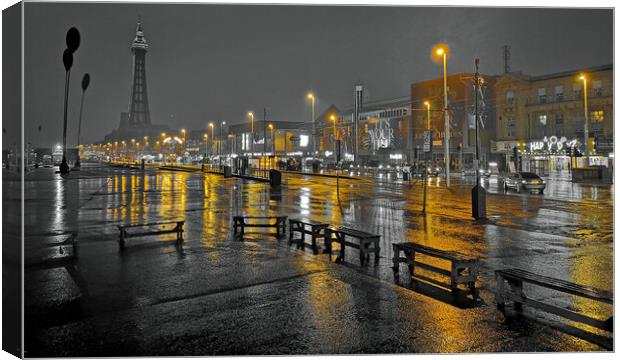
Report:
7,163,613,356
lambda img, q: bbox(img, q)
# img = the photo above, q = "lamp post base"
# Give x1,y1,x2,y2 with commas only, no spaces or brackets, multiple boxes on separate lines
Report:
73,156,81,170
59,157,70,174
472,184,487,220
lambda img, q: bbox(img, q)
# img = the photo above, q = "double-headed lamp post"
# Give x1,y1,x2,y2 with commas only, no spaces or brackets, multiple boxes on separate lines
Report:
435,46,450,187
307,92,316,157
579,74,590,166
247,111,254,157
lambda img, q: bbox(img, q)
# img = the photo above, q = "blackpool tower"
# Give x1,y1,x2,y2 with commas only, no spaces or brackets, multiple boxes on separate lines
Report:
128,20,151,127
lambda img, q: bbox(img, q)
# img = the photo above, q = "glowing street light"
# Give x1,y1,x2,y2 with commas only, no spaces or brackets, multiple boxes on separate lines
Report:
307,92,316,156
268,123,274,155
579,74,590,165
330,114,338,161
247,111,255,156
209,122,214,156
433,44,450,187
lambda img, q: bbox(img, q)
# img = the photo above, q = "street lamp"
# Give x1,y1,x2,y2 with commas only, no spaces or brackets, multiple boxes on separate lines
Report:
209,123,214,158
423,101,431,130
579,74,590,166
268,123,274,155
434,45,451,187
74,73,90,169
202,133,208,164
219,121,226,167
330,115,337,161
247,111,254,157
307,92,316,156
59,27,81,174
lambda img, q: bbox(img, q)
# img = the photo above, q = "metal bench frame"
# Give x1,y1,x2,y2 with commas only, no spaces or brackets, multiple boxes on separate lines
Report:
392,242,479,296
233,215,287,240
288,219,329,254
117,220,184,249
325,226,380,266
495,268,613,332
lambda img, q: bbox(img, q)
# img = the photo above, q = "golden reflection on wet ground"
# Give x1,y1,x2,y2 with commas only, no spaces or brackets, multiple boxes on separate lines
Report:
16,165,614,354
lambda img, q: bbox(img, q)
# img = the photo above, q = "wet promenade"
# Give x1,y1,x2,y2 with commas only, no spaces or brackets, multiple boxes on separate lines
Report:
7,163,613,355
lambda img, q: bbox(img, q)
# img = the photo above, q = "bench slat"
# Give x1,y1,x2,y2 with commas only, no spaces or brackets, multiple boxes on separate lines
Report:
119,221,183,229
332,226,379,239
290,219,329,227
497,269,612,304
504,292,611,331
394,242,472,262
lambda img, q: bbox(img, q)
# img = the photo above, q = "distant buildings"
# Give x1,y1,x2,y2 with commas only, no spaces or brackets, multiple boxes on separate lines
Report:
493,64,613,174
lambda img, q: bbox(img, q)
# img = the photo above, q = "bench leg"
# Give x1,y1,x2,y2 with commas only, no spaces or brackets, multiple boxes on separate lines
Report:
311,232,318,255
336,234,345,263
288,223,294,245
359,241,366,266
324,229,332,254
119,230,125,249
508,279,524,310
407,249,415,276
495,272,506,308
450,262,459,292
374,238,380,264
391,244,400,277
239,224,245,241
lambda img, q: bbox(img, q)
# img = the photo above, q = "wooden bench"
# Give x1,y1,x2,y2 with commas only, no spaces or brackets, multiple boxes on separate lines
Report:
233,215,287,240
288,219,329,254
392,242,479,297
325,226,380,266
117,220,184,249
495,268,613,332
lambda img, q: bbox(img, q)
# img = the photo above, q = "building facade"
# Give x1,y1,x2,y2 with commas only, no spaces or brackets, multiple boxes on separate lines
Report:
493,64,613,176
410,73,498,172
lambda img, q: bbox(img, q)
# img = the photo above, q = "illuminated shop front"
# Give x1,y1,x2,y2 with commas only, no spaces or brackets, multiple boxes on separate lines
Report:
519,135,612,177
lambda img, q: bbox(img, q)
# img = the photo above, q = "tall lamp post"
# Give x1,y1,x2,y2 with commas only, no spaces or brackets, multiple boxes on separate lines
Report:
268,123,274,155
209,123,214,160
579,74,590,166
60,27,80,174
202,133,208,164
219,121,226,167
247,111,254,157
307,92,316,157
435,46,450,187
74,73,90,169
472,58,486,220
330,115,338,162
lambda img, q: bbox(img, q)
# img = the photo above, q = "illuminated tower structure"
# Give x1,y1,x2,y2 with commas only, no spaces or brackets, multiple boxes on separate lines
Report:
104,19,168,143
128,20,151,127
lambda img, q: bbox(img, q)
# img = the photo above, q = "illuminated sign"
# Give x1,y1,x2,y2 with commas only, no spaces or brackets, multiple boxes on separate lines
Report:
299,135,309,147
368,118,394,150
528,136,577,153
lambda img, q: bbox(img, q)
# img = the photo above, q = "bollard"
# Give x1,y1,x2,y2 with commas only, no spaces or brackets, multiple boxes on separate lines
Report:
141,159,145,171
269,169,281,187
223,165,232,178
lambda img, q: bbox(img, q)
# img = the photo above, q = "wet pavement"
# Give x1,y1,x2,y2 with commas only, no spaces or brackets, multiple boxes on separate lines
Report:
9,163,613,356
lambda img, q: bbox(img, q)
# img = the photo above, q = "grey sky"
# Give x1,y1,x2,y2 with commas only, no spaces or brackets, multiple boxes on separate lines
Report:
21,3,612,147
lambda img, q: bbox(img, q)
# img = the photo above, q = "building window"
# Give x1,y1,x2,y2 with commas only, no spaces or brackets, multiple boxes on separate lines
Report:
506,118,515,137
538,88,547,103
555,113,564,136
539,114,547,126
506,91,514,104
593,80,603,96
555,85,564,101
573,83,583,99
590,110,604,123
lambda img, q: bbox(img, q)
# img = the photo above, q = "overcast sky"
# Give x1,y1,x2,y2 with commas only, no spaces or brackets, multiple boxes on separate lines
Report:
20,3,613,147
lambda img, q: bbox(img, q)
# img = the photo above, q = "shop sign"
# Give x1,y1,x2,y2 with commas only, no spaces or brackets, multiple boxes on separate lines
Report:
528,136,577,153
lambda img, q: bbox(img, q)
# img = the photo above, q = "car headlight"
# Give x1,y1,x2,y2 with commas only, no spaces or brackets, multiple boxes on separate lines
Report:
542,180,546,184
521,180,527,184
436,167,440,172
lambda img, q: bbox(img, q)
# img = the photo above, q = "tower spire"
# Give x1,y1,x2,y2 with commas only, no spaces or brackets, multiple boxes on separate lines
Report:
128,18,151,126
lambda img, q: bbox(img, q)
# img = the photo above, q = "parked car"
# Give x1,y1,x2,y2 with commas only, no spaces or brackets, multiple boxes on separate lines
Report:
503,172,546,194
478,169,491,178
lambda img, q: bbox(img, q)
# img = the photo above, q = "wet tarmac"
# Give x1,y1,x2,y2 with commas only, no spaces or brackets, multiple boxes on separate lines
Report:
9,163,613,356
